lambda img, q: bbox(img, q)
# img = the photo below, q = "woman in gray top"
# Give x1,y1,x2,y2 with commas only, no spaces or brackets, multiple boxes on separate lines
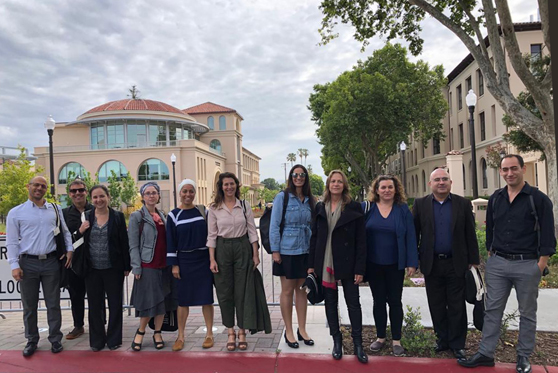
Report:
80,185,131,352
128,182,172,351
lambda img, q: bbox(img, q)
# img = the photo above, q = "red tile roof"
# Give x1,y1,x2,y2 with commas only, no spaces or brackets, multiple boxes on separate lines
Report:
84,99,184,115
183,102,237,115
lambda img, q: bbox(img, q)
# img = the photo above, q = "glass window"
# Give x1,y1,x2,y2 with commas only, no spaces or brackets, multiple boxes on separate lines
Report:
149,124,166,146
127,122,147,147
459,123,464,148
98,160,128,182
58,162,86,184
449,92,452,115
422,170,426,192
207,116,214,130
433,137,441,155
91,124,105,150
457,85,463,110
169,124,184,145
477,69,484,96
466,76,472,92
106,124,124,149
480,112,486,141
481,158,488,189
59,194,70,208
138,158,170,181
210,139,222,153
531,44,542,59
219,116,226,131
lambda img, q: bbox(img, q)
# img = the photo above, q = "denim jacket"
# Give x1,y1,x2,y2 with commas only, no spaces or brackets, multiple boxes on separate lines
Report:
270,192,312,255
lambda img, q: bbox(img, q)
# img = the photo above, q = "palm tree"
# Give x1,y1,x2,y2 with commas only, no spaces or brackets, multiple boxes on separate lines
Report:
302,149,309,166
287,153,297,167
307,164,313,174
297,148,304,164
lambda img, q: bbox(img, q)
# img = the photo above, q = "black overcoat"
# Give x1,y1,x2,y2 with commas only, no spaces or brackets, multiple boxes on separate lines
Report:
309,200,366,280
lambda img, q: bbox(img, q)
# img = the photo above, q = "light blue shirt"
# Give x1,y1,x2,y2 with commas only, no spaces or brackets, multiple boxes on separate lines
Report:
269,192,312,255
7,200,73,270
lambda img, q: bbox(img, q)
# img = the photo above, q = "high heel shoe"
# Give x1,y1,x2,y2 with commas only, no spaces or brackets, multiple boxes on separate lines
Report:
297,328,314,346
131,329,145,352
284,332,299,349
153,330,165,350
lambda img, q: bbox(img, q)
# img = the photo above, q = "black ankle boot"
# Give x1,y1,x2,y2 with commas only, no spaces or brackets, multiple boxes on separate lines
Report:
332,334,343,360
353,337,368,364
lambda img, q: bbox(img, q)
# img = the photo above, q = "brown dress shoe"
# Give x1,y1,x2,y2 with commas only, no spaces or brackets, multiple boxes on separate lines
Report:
66,327,85,340
172,339,184,352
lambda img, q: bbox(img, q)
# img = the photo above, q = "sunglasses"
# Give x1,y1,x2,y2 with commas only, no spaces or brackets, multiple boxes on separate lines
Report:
291,172,307,179
69,188,86,194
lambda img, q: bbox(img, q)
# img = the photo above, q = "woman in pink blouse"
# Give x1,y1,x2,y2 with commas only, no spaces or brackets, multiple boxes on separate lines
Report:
207,172,260,351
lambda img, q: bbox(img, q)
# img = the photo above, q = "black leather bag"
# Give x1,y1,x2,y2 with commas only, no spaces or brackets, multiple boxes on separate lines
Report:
302,272,324,305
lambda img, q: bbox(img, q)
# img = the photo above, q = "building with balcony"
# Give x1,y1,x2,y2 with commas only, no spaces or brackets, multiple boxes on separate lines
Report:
387,22,547,198
34,99,262,211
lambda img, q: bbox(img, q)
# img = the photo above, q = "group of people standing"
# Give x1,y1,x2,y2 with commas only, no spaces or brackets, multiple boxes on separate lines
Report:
6,155,555,372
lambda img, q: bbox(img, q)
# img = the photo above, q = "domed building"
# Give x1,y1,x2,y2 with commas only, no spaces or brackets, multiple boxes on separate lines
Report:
33,99,262,211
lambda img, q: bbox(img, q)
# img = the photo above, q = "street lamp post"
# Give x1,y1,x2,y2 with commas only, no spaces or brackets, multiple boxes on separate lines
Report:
170,153,177,209
400,141,407,193
44,115,56,197
466,89,479,199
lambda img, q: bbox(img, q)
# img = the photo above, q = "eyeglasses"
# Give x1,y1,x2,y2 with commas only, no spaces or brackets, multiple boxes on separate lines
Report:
69,188,86,194
30,183,48,189
144,192,159,196
432,177,450,182
291,172,307,179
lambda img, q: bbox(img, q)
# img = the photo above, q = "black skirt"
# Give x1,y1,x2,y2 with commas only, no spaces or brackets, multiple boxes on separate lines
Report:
273,253,309,279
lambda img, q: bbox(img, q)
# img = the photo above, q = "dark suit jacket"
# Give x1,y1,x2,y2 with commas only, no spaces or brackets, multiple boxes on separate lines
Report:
82,207,131,274
412,193,479,278
309,200,367,280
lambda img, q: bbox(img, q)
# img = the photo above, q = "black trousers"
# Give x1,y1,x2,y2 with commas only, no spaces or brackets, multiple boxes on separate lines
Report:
366,262,405,340
424,257,467,349
324,279,363,340
85,268,124,349
67,268,87,328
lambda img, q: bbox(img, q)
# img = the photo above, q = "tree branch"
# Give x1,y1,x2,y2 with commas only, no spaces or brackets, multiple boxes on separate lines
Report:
457,0,491,62
538,0,551,55
494,0,551,111
481,0,510,90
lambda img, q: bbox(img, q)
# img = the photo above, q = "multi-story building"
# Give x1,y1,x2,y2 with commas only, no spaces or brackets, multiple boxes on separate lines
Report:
34,100,262,211
388,22,547,198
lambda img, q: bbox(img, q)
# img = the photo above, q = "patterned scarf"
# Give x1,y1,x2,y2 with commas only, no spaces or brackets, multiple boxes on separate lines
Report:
322,201,342,289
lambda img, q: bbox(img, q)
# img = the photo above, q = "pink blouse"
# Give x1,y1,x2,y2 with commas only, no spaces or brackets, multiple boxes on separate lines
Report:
206,199,259,248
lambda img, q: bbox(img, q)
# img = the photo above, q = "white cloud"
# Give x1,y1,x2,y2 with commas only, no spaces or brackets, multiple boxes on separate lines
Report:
0,0,536,182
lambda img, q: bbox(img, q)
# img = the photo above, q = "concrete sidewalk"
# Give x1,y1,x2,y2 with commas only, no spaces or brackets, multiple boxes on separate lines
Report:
339,287,558,332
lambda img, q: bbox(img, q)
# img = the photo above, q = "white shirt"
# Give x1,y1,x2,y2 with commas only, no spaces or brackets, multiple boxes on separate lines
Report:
6,200,73,270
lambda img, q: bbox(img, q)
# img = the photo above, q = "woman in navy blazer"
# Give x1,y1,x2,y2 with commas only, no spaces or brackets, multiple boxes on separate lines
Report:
362,175,418,357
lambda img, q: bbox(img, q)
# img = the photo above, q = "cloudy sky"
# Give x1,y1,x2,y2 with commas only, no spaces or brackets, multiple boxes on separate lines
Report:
0,0,536,183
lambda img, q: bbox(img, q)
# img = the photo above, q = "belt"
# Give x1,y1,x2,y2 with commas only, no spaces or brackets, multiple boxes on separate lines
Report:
20,251,58,260
493,251,538,261
435,253,452,259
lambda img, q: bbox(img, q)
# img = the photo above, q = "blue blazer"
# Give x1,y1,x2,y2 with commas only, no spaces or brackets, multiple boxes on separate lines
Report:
362,202,419,270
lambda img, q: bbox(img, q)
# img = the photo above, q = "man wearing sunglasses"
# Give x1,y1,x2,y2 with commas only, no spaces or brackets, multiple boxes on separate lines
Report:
62,179,94,341
6,176,73,357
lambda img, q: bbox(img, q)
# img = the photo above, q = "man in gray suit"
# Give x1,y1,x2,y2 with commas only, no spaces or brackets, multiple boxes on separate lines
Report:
6,176,73,357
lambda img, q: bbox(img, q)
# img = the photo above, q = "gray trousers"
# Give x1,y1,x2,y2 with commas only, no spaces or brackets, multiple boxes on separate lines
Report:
479,254,541,358
19,255,63,344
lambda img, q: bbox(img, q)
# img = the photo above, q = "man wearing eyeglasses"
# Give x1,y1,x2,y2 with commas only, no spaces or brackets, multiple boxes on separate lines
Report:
6,176,73,357
62,179,93,340
412,168,479,360
459,155,555,373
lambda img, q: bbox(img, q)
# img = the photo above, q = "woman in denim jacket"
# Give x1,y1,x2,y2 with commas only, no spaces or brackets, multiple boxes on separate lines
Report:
270,164,315,348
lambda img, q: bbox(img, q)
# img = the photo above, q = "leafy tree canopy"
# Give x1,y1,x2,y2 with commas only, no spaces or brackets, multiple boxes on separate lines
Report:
309,173,325,197
308,43,447,190
262,178,281,191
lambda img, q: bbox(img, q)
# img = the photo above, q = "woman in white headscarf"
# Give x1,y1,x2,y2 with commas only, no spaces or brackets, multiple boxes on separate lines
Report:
166,179,214,351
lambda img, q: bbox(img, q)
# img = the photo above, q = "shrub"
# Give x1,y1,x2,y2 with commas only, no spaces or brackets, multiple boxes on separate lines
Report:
400,306,436,357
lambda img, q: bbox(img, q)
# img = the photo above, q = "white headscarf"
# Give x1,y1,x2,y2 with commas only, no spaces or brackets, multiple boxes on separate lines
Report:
178,179,196,192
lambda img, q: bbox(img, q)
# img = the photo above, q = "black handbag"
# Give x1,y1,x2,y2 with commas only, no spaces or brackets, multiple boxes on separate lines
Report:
301,272,324,305
465,267,486,331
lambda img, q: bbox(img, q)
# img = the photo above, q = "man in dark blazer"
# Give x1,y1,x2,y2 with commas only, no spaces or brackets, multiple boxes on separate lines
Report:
412,167,480,359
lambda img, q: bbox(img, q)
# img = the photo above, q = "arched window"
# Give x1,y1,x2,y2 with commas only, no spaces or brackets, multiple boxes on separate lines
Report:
98,160,128,182
210,139,222,153
481,158,488,189
58,162,86,184
422,170,426,193
219,115,226,130
462,164,466,191
207,116,214,130
138,158,170,181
